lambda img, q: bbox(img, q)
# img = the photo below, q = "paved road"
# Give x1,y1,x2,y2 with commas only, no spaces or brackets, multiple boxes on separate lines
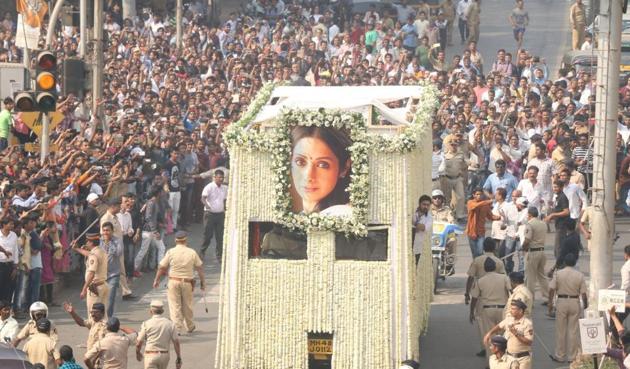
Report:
38,224,222,369
446,0,572,76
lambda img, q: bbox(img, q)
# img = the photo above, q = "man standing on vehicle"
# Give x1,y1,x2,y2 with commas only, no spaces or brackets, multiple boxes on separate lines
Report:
413,195,433,265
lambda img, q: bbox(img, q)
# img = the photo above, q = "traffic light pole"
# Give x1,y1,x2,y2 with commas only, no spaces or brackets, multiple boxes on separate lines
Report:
40,112,50,165
589,0,621,310
92,0,104,126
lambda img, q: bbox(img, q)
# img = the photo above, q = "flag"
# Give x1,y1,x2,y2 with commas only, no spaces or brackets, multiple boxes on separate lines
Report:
16,0,48,28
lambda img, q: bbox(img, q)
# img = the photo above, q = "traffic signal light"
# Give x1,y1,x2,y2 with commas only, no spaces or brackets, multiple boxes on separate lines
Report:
35,51,58,112
62,59,86,98
14,92,37,112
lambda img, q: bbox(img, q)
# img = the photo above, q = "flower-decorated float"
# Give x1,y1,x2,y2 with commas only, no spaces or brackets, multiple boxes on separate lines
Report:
216,83,439,369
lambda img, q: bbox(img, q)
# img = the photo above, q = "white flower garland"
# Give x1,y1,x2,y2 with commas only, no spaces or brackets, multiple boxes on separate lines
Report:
222,82,438,237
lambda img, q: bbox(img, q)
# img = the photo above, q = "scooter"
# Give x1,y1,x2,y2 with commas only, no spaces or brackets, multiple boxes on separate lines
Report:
431,222,463,293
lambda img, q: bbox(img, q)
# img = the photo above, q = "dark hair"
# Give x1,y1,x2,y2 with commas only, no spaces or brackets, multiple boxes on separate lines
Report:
528,165,539,173
509,272,525,284
215,169,225,176
101,222,114,231
59,345,74,361
290,126,352,212
564,253,577,266
495,187,506,199
527,206,539,217
419,195,431,204
625,245,630,256
483,238,496,252
0,300,9,309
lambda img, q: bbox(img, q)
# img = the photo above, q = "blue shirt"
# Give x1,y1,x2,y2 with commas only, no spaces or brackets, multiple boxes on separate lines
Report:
60,359,84,369
401,23,417,48
483,172,519,201
100,239,122,278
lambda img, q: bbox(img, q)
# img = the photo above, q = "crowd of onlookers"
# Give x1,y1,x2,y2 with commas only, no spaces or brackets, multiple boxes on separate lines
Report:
0,0,629,367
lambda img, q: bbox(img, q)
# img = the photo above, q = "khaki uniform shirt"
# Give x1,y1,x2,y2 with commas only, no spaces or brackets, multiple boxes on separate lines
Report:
471,272,511,306
504,284,534,319
467,1,481,24
84,318,108,351
550,266,587,296
431,205,456,224
159,244,203,279
570,3,586,26
23,332,60,369
467,252,506,279
443,151,467,178
86,247,108,284
138,315,177,352
16,319,59,344
101,211,123,241
85,332,137,369
489,353,520,369
499,316,534,354
524,218,546,249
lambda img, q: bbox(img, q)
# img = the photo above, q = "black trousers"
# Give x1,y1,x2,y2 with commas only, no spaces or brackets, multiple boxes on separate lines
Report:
0,262,16,302
123,235,135,278
201,212,225,258
458,18,469,42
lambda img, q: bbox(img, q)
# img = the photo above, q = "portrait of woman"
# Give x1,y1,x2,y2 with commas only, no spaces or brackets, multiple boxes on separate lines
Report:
289,125,353,217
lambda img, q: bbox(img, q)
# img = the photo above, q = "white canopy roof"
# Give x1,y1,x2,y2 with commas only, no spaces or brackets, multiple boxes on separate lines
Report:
249,85,424,128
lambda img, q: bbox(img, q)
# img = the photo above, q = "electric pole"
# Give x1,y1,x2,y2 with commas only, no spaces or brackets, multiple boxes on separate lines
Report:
92,0,104,125
589,0,622,310
79,0,87,57
176,0,183,49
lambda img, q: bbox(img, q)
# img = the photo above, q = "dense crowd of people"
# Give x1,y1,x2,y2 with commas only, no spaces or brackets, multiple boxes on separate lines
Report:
0,0,629,368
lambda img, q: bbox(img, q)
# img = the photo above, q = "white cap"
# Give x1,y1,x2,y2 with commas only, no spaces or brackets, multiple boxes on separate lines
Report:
431,189,444,198
86,193,99,203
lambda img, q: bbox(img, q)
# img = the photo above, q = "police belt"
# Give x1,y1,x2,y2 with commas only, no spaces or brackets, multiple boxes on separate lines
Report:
483,304,505,309
145,350,169,354
508,351,530,358
445,175,461,180
557,294,579,299
169,277,194,283
528,247,544,252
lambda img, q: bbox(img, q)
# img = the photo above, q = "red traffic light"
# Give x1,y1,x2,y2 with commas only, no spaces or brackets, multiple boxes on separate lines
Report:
14,92,36,112
37,51,57,70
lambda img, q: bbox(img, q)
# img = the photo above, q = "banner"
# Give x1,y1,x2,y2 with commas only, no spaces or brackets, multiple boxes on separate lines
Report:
16,0,48,28
15,14,41,50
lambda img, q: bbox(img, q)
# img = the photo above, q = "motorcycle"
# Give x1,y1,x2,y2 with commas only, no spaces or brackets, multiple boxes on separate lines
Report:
431,222,463,293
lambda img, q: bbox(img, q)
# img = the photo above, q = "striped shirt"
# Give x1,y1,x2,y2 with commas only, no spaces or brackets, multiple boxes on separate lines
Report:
571,145,593,173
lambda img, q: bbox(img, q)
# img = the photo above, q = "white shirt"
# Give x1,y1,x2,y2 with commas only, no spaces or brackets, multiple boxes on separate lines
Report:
490,201,508,240
0,231,18,264
516,208,529,241
501,202,519,238
457,0,471,20
0,316,19,342
563,183,588,219
516,179,544,211
413,19,430,39
527,157,554,200
622,259,630,302
412,211,432,254
432,151,444,179
116,211,133,236
202,182,228,212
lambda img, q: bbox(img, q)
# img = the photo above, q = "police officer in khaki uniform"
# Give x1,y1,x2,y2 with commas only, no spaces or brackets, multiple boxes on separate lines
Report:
485,300,534,369
431,189,456,224
442,139,467,220
465,238,506,305
12,302,59,347
569,0,586,50
85,317,137,369
136,300,182,369
74,233,110,316
489,335,519,369
548,253,587,363
470,258,511,358
153,231,205,334
504,272,533,319
63,301,107,351
522,207,548,302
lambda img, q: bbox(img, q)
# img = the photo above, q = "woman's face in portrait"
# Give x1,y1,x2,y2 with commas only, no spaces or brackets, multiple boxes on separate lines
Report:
291,136,344,213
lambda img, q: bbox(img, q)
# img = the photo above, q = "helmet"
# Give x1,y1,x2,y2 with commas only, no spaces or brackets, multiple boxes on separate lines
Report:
431,189,444,198
29,301,49,320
